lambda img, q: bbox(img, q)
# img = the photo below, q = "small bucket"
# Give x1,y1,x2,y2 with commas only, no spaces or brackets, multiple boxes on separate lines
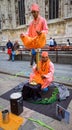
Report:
2,109,9,123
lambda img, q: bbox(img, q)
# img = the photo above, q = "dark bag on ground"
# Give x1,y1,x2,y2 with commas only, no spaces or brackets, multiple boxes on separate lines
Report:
22,82,41,101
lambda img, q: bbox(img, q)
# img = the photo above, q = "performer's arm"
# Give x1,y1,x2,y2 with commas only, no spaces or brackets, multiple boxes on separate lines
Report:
41,19,48,34
44,62,54,78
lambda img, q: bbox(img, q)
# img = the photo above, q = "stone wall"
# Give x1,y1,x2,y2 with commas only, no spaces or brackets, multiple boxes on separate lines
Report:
0,0,72,46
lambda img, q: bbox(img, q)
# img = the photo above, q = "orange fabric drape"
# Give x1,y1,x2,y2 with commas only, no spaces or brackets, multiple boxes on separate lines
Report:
0,112,24,130
20,32,46,49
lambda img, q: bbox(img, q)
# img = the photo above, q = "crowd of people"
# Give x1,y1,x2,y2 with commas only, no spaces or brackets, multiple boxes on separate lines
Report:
6,40,19,61
48,37,57,47
48,37,71,47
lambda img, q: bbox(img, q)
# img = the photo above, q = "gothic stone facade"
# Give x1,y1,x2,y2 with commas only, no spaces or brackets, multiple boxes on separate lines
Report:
0,0,72,45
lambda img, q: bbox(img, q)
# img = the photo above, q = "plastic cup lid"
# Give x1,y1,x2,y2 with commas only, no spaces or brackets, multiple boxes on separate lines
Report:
10,92,22,99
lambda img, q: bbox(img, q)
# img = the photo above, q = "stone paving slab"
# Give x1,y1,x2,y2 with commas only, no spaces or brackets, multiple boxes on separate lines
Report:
0,98,9,111
0,53,72,86
0,53,72,130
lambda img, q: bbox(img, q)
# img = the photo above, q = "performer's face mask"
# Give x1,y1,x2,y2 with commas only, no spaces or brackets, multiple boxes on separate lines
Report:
42,56,48,62
31,11,39,19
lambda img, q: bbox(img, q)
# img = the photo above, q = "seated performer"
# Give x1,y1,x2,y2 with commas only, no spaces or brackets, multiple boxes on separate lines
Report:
29,51,54,92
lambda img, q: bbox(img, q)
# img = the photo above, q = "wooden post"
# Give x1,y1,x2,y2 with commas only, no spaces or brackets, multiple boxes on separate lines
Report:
36,49,40,69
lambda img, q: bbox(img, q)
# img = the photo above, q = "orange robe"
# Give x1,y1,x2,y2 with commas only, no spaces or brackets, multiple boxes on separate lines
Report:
29,59,54,89
20,32,46,49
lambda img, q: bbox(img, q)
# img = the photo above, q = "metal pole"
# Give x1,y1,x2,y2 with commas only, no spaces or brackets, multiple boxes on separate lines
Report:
36,49,40,69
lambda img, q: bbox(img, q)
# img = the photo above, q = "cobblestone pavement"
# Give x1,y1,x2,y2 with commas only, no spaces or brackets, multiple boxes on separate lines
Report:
0,52,72,130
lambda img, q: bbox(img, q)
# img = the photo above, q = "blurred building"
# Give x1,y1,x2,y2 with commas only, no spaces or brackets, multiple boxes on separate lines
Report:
0,0,72,45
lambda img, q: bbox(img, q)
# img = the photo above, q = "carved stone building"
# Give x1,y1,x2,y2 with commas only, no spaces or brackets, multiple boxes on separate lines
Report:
0,0,72,45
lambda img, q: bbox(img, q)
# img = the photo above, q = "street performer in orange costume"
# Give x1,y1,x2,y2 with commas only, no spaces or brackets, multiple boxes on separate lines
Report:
29,51,54,91
20,3,48,49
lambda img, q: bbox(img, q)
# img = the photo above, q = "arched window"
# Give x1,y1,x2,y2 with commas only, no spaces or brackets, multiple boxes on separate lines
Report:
49,0,59,19
18,0,26,25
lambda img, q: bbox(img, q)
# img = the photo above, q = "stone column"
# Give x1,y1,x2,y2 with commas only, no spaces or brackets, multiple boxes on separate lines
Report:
10,0,16,29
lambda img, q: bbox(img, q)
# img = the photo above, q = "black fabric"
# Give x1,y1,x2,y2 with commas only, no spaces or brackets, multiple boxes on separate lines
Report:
0,83,72,120
22,82,41,100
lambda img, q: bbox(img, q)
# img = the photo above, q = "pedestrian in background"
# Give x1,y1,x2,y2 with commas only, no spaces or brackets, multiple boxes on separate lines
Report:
49,37,54,47
6,40,13,60
13,40,19,51
53,38,57,46
11,46,15,61
30,49,37,67
67,39,71,46
11,40,20,61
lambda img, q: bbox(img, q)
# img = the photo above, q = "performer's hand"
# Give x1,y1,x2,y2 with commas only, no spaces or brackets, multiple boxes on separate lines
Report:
20,33,25,37
36,67,38,71
36,31,42,35
35,66,40,72
41,75,46,79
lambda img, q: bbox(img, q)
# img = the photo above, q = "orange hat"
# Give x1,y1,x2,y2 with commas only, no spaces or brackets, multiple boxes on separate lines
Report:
41,51,48,57
31,3,40,12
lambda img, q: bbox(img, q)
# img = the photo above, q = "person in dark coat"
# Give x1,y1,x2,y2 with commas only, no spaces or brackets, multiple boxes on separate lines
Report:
13,40,19,51
67,39,71,46
53,38,57,46
6,40,13,60
11,40,19,61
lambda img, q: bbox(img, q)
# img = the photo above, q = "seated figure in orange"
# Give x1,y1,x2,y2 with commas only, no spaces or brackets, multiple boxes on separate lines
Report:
29,51,54,91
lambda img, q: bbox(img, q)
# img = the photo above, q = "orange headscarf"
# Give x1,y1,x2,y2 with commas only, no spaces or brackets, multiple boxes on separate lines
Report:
31,3,40,12
41,51,48,57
